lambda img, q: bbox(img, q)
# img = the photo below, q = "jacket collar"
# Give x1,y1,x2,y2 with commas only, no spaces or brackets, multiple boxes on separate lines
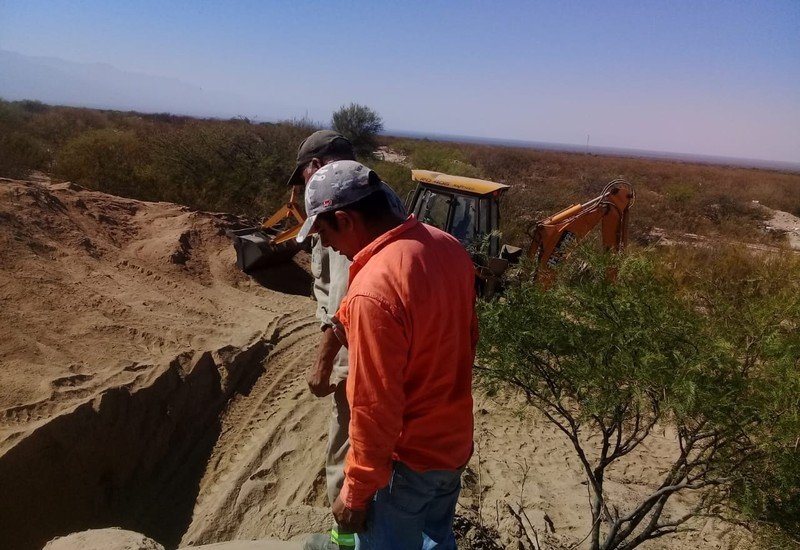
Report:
349,215,418,282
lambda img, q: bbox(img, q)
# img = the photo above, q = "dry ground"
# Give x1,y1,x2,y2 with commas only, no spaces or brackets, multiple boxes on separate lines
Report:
0,177,754,550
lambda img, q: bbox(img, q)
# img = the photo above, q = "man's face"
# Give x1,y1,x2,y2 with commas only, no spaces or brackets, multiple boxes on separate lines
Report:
302,159,322,185
313,213,360,260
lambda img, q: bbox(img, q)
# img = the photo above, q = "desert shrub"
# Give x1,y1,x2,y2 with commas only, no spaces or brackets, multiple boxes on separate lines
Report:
438,140,800,247
54,128,154,198
27,106,112,147
477,246,800,548
3,97,797,240
0,100,45,176
331,103,383,157
146,120,313,217
0,98,319,218
16,100,50,113
397,140,483,179
0,131,50,178
663,246,800,540
362,158,415,207
664,181,697,207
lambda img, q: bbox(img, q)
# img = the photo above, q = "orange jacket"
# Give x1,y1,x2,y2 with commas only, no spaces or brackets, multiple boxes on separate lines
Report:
336,216,477,510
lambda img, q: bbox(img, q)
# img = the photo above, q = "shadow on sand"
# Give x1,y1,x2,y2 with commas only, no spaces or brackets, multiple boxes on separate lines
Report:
248,260,314,297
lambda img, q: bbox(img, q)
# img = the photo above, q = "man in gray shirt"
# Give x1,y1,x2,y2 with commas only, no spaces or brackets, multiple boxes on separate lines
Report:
288,131,406,550
287,131,355,515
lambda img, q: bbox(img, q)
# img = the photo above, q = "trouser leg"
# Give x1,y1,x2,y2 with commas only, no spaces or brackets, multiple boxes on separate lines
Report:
420,469,461,549
325,380,350,507
356,462,463,550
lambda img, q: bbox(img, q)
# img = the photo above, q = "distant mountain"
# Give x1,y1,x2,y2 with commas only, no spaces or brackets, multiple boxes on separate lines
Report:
0,49,294,120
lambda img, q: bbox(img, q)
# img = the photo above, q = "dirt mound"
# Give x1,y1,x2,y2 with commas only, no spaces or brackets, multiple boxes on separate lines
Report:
43,528,165,550
0,177,325,549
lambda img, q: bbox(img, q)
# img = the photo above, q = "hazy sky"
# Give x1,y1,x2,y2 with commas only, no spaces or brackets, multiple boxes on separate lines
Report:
1,0,799,162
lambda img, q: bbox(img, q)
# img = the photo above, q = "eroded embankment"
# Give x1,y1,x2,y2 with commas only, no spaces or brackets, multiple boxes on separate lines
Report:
0,333,276,550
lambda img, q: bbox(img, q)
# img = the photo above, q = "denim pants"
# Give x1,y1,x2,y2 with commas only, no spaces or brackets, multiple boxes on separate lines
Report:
356,461,464,550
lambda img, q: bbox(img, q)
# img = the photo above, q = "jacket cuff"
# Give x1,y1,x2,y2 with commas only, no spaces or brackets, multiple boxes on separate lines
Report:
339,478,371,511
317,311,333,330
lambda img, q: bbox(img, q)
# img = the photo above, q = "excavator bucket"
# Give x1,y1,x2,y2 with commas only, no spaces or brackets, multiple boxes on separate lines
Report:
227,198,307,272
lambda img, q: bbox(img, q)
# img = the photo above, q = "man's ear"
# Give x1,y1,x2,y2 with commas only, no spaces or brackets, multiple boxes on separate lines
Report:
310,158,324,170
334,210,355,231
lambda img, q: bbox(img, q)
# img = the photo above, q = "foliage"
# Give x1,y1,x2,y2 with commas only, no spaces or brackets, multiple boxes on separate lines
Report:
381,136,800,249
361,157,415,207
476,246,800,548
331,102,383,157
0,131,50,178
2,97,798,248
392,139,483,178
144,120,307,215
664,246,800,541
54,128,154,198
0,100,50,177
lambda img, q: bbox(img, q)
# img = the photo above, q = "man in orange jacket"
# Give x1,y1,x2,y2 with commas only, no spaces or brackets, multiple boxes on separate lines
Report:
297,160,477,549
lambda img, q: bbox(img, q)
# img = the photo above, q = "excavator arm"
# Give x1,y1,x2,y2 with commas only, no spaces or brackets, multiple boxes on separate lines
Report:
527,179,635,282
258,185,307,245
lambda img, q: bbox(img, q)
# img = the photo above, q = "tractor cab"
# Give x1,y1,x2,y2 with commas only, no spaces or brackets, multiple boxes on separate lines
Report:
408,170,519,295
409,170,509,256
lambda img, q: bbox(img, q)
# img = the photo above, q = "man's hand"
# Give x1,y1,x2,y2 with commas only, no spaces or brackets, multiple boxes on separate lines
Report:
332,494,367,533
306,327,342,397
306,357,335,397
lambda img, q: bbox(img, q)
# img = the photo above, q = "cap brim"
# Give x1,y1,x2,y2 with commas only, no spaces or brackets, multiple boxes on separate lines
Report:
296,214,318,243
287,163,304,186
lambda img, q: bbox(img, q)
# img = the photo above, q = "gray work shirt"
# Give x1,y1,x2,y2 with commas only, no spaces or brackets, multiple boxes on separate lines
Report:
311,237,351,382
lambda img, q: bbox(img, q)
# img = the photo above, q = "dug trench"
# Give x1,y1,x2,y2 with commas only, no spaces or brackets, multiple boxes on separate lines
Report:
0,310,332,550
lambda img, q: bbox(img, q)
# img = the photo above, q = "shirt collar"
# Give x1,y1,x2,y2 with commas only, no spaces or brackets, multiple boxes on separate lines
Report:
350,215,418,276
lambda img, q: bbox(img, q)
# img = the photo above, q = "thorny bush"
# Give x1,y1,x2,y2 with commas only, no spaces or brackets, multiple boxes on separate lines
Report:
476,245,799,549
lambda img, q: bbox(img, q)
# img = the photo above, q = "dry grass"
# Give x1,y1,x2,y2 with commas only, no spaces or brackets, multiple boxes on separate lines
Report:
3,99,797,247
383,136,800,249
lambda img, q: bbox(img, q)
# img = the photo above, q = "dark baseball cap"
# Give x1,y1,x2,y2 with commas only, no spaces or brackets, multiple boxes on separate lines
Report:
287,130,354,186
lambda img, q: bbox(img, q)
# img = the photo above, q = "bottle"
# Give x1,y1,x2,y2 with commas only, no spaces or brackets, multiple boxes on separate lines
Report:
331,527,355,549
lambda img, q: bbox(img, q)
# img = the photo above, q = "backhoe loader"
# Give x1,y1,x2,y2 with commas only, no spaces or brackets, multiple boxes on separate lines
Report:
229,168,634,293
408,170,635,295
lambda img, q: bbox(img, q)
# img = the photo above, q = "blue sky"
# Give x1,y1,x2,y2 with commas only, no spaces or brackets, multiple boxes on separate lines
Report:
1,0,798,162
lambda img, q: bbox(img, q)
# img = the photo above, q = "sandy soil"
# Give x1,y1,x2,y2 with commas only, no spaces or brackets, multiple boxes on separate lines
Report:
43,528,304,550
374,146,409,165
43,528,167,550
0,177,752,549
764,207,800,249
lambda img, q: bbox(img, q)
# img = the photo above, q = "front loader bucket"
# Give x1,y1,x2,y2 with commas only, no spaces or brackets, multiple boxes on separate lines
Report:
228,199,308,272
227,226,305,272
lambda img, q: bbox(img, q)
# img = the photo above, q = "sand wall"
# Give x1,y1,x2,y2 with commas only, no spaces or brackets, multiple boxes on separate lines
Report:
0,340,271,550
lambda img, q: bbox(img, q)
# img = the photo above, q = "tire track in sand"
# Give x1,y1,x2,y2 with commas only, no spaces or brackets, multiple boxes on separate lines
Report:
182,310,333,545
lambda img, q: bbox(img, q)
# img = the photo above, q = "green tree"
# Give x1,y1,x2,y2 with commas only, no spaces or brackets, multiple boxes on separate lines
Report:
669,247,800,543
476,246,800,549
331,103,383,157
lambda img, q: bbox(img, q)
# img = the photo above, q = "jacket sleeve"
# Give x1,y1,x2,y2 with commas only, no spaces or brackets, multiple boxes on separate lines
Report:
312,239,351,330
312,238,332,329
338,294,407,510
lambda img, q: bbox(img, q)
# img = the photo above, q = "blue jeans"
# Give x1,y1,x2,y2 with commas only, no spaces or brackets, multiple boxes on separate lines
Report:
356,461,464,550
